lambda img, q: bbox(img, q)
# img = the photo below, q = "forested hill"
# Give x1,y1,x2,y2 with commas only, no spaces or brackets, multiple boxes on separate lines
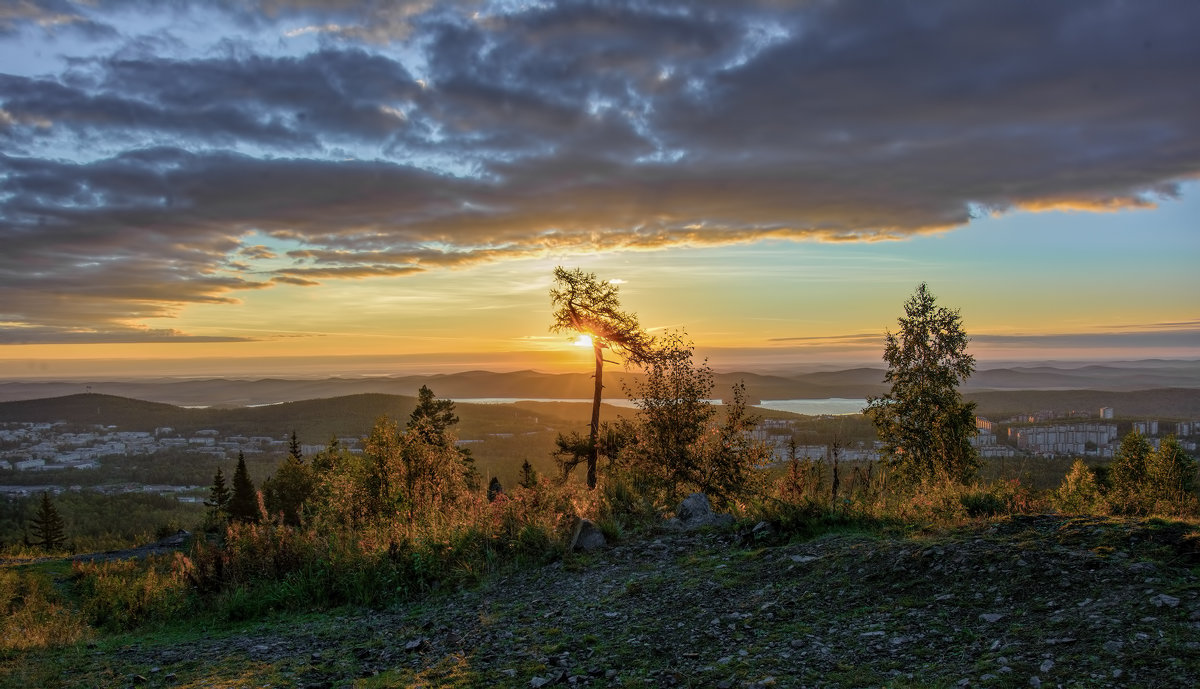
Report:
0,392,591,439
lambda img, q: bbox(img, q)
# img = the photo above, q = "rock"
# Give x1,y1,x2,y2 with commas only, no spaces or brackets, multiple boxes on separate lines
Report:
570,518,607,552
1029,676,1041,688
1150,593,1180,608
1039,659,1054,673
673,493,735,530
979,613,1005,623
1102,640,1124,654
404,638,429,652
751,521,776,542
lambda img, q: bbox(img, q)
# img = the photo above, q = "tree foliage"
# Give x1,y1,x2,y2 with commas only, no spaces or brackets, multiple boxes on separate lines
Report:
228,452,259,524
864,283,979,484
550,266,651,489
617,333,771,509
408,385,479,492
203,467,232,532
519,460,540,490
408,385,459,444
1108,433,1198,514
263,455,315,526
30,491,66,551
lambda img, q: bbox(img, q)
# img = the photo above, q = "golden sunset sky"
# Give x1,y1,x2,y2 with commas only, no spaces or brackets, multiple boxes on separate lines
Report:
1,1,1197,378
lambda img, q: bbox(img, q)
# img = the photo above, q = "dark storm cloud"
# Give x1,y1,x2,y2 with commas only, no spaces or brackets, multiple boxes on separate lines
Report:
2,0,1199,339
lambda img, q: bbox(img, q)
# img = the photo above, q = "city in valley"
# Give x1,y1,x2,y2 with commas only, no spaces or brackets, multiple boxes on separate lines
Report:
3,364,1198,503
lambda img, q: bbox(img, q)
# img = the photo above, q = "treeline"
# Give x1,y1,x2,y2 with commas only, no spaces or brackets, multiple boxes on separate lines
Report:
0,491,204,553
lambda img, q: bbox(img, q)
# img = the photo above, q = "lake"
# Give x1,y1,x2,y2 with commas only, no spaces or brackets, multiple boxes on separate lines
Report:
457,397,867,416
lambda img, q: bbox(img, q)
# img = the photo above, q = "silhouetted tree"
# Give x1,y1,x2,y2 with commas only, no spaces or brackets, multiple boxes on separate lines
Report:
263,455,315,526
288,430,303,462
30,491,66,551
204,466,232,531
519,460,539,489
408,385,458,443
864,283,978,484
228,452,259,523
408,386,480,491
550,266,652,489
487,476,504,502
621,333,769,508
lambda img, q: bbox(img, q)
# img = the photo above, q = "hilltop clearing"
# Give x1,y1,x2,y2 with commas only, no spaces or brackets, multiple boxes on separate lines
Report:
4,514,1197,688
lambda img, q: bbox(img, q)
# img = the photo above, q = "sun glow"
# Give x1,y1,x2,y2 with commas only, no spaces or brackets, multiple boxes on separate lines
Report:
573,334,594,348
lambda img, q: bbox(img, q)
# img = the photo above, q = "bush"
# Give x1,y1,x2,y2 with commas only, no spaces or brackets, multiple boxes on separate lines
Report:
1,568,90,649
1052,459,1103,514
72,556,189,632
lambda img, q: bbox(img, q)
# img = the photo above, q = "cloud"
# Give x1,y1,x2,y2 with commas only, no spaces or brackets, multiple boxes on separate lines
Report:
2,0,1199,337
0,324,254,345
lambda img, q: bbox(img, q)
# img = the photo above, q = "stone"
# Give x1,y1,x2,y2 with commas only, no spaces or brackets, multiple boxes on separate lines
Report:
673,493,736,530
751,521,776,541
1150,593,1180,608
1029,676,1042,688
979,613,1005,623
1039,659,1054,673
570,518,607,552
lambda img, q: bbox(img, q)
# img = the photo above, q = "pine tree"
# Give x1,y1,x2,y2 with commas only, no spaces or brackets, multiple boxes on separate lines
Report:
408,386,458,445
487,476,504,502
204,466,232,530
519,460,539,489
288,430,303,462
550,267,652,489
228,451,259,523
30,491,66,551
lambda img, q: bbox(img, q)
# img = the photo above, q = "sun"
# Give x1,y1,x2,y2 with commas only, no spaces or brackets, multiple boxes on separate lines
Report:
573,334,594,348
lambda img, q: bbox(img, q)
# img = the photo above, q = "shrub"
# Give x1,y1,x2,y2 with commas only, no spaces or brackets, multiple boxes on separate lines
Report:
72,556,189,632
1,568,90,649
1053,459,1103,514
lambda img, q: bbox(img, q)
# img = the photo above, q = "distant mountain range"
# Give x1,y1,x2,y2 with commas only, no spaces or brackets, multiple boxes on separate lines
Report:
1,361,1197,408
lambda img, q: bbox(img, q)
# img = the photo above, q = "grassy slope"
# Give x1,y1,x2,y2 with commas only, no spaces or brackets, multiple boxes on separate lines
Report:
2,515,1197,689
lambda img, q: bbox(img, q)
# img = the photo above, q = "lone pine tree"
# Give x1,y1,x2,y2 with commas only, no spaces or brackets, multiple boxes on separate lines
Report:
228,451,259,523
204,466,232,529
30,490,66,551
550,266,651,489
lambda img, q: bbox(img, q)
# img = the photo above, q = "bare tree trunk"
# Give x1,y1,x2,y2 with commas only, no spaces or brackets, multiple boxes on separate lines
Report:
588,340,603,489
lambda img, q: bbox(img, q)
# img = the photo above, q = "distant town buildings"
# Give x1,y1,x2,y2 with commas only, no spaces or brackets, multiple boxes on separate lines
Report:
1100,407,1114,419
0,421,368,473
1011,422,1119,458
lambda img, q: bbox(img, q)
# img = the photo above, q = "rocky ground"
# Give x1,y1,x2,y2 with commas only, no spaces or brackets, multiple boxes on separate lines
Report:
3,514,1199,688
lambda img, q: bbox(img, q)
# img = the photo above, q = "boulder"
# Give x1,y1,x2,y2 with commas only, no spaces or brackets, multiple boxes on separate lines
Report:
570,518,607,552
668,493,735,531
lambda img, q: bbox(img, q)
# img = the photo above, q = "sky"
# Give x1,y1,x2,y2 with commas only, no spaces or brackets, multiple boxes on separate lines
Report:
0,0,1197,379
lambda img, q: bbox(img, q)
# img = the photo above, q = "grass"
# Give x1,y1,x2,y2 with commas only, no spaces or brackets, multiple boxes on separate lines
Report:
1,450,1197,689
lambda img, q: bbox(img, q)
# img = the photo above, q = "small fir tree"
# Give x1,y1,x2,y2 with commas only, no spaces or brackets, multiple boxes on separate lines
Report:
487,476,504,502
288,430,303,462
519,460,539,489
204,466,232,530
30,491,66,551
228,451,259,523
